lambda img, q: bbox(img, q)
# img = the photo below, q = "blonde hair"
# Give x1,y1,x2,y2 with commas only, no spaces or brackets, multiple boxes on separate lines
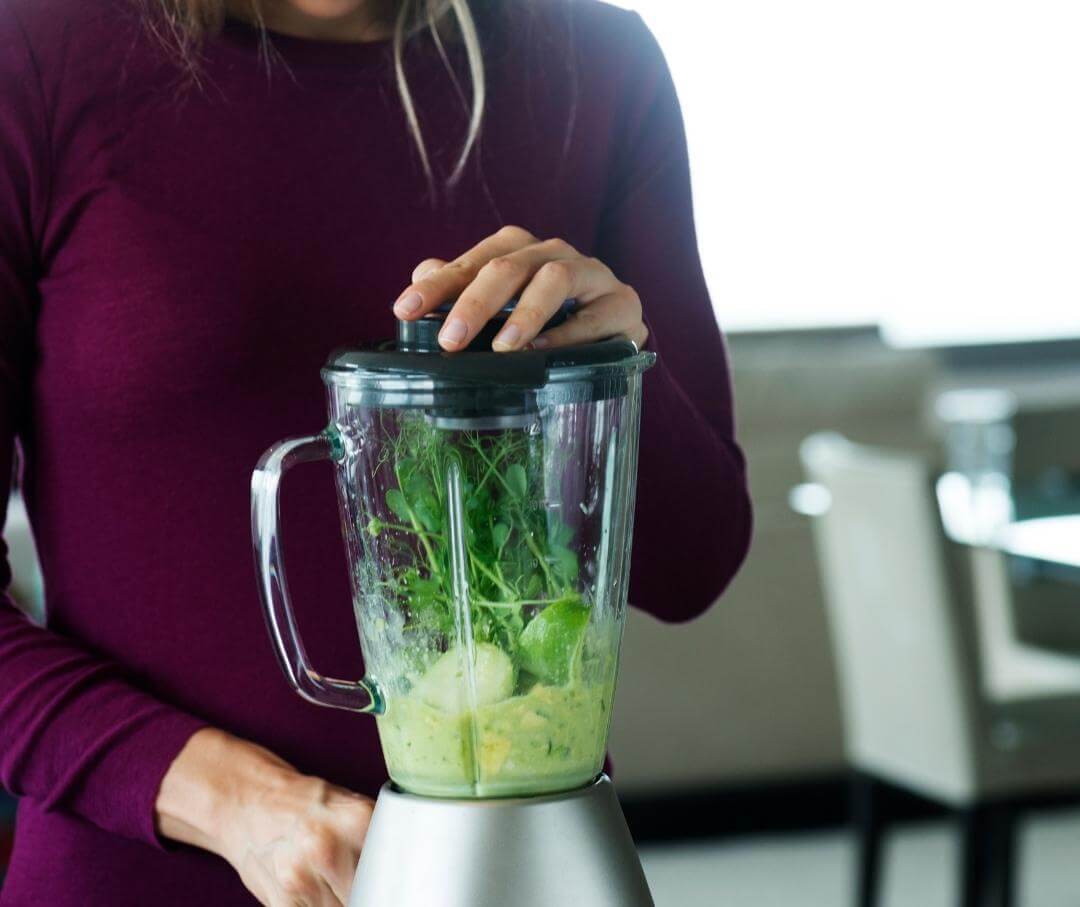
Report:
147,1,485,185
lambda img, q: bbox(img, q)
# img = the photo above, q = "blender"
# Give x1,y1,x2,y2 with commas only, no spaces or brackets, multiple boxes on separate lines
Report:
251,303,656,906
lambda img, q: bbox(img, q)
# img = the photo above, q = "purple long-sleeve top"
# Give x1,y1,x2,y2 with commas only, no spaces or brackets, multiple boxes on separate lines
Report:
0,0,751,902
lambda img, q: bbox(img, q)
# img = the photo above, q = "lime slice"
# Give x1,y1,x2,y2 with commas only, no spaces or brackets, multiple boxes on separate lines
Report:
518,595,590,686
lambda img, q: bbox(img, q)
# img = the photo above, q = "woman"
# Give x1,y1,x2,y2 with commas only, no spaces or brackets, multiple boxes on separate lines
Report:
0,0,751,903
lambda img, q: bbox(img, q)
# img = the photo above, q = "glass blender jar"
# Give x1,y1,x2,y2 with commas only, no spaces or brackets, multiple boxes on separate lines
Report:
252,304,656,906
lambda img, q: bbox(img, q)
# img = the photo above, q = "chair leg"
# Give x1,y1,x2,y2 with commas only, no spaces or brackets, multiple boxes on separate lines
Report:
960,803,1017,907
990,805,1017,907
960,805,991,907
851,773,885,907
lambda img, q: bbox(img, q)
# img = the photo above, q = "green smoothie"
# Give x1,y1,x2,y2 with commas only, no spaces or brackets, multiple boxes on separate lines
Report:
377,675,615,798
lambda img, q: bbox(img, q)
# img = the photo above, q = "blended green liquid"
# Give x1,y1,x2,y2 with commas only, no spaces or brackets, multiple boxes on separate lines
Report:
377,678,615,798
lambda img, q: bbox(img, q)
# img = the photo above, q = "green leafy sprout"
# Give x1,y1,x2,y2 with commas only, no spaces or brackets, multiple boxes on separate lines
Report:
366,414,589,687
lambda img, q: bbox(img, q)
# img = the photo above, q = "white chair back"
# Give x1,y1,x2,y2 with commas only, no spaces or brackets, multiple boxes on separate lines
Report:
800,433,982,803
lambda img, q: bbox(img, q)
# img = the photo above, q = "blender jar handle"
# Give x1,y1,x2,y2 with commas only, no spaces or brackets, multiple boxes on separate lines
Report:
251,429,382,715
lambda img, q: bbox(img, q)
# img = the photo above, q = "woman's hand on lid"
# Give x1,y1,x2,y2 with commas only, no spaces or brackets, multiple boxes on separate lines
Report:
393,225,648,352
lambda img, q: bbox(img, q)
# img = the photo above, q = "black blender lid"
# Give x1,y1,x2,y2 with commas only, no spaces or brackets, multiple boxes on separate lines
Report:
325,298,642,389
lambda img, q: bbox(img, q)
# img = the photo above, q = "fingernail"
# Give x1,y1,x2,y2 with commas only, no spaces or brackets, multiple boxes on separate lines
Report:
492,324,522,351
532,335,551,349
439,317,468,348
393,291,423,317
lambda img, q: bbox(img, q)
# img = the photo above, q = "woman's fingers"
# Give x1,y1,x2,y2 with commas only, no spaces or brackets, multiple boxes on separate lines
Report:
270,851,342,907
306,875,344,907
410,258,446,282
320,795,372,903
531,289,647,351
308,835,359,907
443,238,582,351
264,788,371,907
394,227,647,354
491,254,618,351
394,225,536,320
317,875,348,907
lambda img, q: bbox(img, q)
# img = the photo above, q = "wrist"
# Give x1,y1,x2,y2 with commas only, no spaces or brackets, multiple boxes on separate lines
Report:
155,727,295,858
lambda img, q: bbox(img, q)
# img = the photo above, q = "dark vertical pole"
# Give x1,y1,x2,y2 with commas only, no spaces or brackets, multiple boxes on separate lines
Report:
963,802,1019,907
991,804,1018,907
959,799,1006,906
852,772,885,907
960,804,986,907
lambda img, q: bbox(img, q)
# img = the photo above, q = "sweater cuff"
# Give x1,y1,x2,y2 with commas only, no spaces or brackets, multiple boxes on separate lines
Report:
64,707,208,850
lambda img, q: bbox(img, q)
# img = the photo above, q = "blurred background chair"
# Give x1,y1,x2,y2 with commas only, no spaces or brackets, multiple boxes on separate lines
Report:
798,432,1080,907
3,488,44,624
610,326,940,795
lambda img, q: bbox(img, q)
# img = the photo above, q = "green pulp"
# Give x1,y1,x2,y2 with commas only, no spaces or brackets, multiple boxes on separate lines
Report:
377,678,615,798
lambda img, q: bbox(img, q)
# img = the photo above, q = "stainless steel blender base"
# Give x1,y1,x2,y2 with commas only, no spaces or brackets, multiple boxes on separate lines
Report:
349,774,654,907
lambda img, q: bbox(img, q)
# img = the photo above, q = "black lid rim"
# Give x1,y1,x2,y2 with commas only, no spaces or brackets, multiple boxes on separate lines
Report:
321,337,654,388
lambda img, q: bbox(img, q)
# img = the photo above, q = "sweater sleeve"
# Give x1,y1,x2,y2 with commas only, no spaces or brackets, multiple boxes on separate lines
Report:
594,13,753,622
0,1,206,847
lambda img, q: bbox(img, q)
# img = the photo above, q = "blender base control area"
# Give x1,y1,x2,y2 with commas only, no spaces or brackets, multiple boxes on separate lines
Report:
252,306,656,905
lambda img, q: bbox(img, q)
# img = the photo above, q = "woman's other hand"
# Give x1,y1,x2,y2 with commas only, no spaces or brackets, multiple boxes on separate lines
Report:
393,225,648,352
156,728,373,907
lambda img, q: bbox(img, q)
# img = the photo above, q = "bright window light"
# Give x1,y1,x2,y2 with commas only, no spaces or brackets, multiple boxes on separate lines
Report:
613,1,1080,346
